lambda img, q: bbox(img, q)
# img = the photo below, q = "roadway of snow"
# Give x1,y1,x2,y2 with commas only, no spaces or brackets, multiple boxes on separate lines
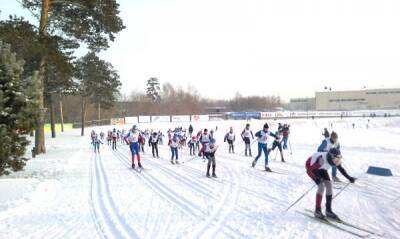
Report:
0,117,399,239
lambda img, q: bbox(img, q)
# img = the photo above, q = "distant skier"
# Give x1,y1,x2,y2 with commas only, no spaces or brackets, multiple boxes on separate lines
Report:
90,130,96,145
199,129,211,158
149,132,159,158
318,131,341,182
92,133,103,154
188,124,194,137
99,132,105,141
107,130,112,146
251,123,277,171
224,127,236,153
169,133,180,164
112,128,117,150
124,125,143,169
138,133,146,153
322,128,330,139
305,148,356,220
188,136,197,156
241,123,254,157
282,124,290,150
268,129,284,162
205,138,218,177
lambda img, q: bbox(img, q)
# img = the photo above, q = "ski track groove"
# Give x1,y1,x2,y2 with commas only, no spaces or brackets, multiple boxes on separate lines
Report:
190,161,241,239
91,152,140,239
120,147,218,199
112,148,204,220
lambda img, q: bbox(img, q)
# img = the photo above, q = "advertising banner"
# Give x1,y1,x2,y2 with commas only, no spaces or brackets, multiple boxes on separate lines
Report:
171,115,191,122
125,116,138,124
111,118,125,125
191,115,210,122
151,115,171,122
138,115,151,123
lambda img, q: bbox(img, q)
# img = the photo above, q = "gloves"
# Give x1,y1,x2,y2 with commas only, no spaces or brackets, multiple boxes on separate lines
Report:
348,177,356,183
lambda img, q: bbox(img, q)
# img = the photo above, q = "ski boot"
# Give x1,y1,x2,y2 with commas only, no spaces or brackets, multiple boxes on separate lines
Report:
171,160,175,164
206,165,211,177
326,209,340,221
251,160,257,168
138,162,143,168
132,163,135,169
281,158,285,163
212,165,217,177
175,160,179,164
314,208,325,219
333,176,341,183
265,166,272,172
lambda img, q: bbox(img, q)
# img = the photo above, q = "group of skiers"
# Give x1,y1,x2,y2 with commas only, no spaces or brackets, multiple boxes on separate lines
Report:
90,121,357,221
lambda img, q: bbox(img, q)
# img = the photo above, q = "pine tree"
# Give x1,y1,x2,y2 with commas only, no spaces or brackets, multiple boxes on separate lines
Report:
0,41,38,176
146,77,161,103
75,52,121,136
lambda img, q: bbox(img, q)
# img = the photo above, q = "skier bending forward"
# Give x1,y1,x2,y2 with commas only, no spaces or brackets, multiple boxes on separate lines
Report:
305,148,356,220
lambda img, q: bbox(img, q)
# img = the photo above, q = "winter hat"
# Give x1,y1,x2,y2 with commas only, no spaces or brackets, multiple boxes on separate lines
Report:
263,123,269,129
327,148,342,166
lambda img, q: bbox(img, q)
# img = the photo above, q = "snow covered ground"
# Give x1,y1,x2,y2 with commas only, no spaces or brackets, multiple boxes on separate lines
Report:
0,117,399,239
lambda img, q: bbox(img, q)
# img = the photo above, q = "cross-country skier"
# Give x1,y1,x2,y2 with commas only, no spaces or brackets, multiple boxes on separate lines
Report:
224,127,236,153
90,130,96,145
241,123,254,157
92,133,103,154
305,148,356,220
282,124,290,150
100,132,105,141
149,132,159,158
198,129,211,158
318,131,341,182
322,128,330,139
251,123,277,172
189,124,193,137
138,133,146,153
188,136,197,156
124,125,143,169
268,129,284,162
112,128,117,150
169,133,180,164
205,138,218,177
107,130,112,146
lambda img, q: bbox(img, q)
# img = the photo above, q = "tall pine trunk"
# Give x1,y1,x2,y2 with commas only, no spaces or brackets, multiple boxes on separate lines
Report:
81,96,87,136
97,102,101,121
49,95,56,138
59,94,64,132
35,0,50,154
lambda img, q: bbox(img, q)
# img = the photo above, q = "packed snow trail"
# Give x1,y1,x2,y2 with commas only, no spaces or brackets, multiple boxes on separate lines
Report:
0,118,400,238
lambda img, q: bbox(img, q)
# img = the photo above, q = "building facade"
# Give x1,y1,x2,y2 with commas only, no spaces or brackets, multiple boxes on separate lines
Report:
315,88,400,110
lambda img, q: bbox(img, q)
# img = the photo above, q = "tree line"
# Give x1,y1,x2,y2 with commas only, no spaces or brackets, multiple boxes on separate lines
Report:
0,0,124,176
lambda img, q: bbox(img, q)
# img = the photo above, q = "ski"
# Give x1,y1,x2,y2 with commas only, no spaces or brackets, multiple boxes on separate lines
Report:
305,209,384,237
257,168,287,175
296,210,369,238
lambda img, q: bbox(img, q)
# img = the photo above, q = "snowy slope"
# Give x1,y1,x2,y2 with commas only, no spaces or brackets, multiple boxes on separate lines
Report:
0,117,399,239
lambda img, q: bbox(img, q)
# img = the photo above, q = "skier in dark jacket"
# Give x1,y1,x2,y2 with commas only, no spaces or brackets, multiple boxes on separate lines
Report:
149,132,159,158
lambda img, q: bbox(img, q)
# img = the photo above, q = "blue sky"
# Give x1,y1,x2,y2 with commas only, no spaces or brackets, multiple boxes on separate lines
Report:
2,0,400,101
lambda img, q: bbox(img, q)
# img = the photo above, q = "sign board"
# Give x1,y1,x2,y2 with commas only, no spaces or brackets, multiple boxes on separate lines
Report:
138,115,151,123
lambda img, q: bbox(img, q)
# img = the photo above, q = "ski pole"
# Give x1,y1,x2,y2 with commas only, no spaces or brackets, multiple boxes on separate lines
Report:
284,184,316,212
273,149,278,160
333,182,351,199
289,139,292,155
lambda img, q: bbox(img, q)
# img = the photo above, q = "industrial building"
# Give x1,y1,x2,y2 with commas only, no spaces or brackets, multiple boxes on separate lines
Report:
289,88,400,111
